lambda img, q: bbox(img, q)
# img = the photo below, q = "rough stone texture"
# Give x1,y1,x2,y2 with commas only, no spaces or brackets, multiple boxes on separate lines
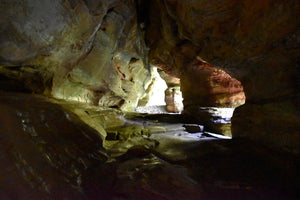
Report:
182,56,245,108
145,0,300,154
0,0,150,111
0,1,299,199
0,91,111,199
232,99,300,154
54,99,126,141
165,86,184,113
0,0,299,154
157,68,180,87
0,92,298,199
137,66,168,107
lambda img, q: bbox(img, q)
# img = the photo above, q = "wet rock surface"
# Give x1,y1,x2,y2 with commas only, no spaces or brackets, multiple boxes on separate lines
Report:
0,91,110,199
0,92,299,199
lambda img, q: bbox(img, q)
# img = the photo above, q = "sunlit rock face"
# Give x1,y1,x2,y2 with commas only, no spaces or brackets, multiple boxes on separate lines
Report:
165,86,183,113
157,69,183,113
145,0,300,153
0,0,150,111
182,57,245,108
137,66,167,107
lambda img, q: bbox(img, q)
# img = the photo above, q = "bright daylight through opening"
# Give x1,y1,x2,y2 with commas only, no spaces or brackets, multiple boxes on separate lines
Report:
135,66,183,114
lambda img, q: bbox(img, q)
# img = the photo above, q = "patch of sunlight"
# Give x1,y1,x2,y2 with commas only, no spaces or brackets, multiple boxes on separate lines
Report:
200,107,235,123
146,66,168,106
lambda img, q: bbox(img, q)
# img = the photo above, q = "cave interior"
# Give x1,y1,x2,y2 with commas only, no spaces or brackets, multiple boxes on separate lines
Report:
0,0,299,199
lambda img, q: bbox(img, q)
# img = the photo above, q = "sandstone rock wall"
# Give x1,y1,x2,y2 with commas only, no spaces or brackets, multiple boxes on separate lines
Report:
182,57,245,108
0,0,299,153
145,0,300,153
0,91,109,199
0,0,151,111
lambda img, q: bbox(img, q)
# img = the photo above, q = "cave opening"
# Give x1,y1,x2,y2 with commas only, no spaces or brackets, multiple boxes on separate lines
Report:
132,57,246,140
135,65,184,114
179,57,246,138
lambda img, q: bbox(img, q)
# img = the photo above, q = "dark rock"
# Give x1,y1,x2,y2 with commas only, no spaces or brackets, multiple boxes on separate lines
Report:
0,91,110,199
183,124,204,133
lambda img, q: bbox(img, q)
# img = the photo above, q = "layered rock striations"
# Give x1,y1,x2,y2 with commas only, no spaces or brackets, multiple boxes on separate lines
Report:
182,56,245,108
145,0,300,153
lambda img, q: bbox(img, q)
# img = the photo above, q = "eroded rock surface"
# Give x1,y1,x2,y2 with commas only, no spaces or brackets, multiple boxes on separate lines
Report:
0,92,299,200
182,57,245,108
145,0,300,153
0,91,110,199
0,2,299,199
0,0,151,111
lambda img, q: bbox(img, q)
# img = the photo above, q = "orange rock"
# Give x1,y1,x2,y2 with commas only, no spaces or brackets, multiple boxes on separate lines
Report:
182,57,245,108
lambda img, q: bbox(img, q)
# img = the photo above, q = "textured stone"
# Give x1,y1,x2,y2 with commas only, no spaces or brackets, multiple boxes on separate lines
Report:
157,67,180,87
137,66,168,107
55,99,126,141
52,1,150,111
232,99,300,154
0,0,299,154
145,0,300,153
0,0,150,111
165,86,184,113
182,57,245,108
0,1,299,199
0,91,110,199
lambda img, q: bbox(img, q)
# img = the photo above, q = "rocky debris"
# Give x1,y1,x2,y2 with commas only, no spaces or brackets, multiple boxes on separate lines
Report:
183,107,235,137
106,125,149,141
183,124,204,133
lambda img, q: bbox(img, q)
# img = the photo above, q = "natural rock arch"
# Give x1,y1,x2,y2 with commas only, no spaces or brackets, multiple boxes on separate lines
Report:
143,0,300,154
0,0,299,153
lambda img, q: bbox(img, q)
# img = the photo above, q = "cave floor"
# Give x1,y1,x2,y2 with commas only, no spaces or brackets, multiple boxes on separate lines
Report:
104,113,299,200
0,92,299,200
110,139,300,200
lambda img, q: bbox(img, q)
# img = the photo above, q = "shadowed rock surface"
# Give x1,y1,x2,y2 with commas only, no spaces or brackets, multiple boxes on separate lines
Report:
0,92,299,199
0,0,299,199
145,0,300,153
1,0,298,152
0,92,110,199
